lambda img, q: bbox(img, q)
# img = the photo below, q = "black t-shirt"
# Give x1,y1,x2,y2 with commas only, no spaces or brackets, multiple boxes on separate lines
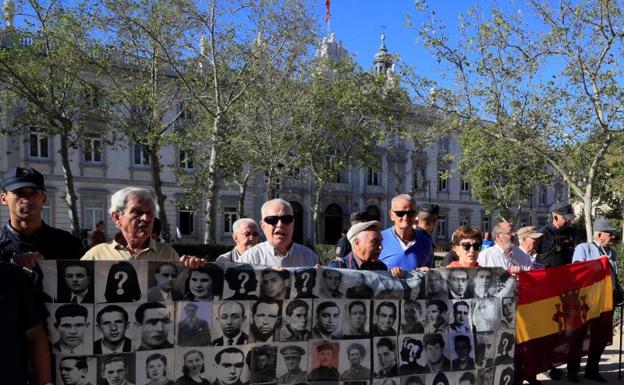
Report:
0,263,48,385
0,222,84,262
536,223,575,267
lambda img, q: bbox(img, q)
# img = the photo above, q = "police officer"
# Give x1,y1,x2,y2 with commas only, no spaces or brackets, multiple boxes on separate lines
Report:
535,203,576,268
277,346,307,384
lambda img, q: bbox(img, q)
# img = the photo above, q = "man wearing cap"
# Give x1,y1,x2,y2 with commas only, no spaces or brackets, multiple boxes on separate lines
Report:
308,342,339,381
277,345,307,384
341,343,371,380
177,302,211,346
334,210,372,260
379,194,434,270
478,221,528,273
511,226,543,270
329,220,387,270
0,167,83,264
536,203,576,268
566,217,619,383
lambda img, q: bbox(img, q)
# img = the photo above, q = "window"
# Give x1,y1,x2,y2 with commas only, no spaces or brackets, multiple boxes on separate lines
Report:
289,166,301,179
42,204,51,224
438,138,450,153
539,186,548,205
223,207,238,234
438,170,448,192
83,133,102,163
29,131,49,159
178,209,195,236
84,201,104,230
459,214,470,226
133,143,149,166
178,102,194,120
367,168,380,186
481,217,490,232
179,151,194,170
435,215,447,238
461,178,470,193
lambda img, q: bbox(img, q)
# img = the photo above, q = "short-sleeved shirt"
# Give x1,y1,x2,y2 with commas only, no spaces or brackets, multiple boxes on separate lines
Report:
81,232,178,261
239,241,319,267
379,227,434,270
0,222,83,262
0,263,48,385
477,244,533,271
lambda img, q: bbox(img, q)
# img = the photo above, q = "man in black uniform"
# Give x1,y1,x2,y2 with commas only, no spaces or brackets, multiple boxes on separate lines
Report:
334,210,373,260
0,167,83,264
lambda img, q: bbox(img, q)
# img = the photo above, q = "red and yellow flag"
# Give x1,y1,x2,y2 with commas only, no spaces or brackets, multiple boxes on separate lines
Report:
325,0,331,25
515,258,614,379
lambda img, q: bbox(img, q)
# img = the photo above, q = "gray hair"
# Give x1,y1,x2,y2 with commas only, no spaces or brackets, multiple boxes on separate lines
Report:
232,218,258,234
109,187,159,216
491,222,511,237
261,198,292,218
349,227,376,248
390,194,415,209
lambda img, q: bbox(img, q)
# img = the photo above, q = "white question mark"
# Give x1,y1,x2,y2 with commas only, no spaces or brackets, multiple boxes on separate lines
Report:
501,338,509,352
114,271,128,295
238,272,249,294
301,272,311,292
502,374,511,385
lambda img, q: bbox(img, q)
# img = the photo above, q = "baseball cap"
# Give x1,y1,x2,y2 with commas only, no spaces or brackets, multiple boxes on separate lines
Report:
347,220,381,242
1,167,46,191
593,217,617,233
551,203,574,220
517,226,543,239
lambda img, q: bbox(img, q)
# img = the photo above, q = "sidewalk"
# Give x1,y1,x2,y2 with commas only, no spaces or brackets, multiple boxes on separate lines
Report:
533,327,624,384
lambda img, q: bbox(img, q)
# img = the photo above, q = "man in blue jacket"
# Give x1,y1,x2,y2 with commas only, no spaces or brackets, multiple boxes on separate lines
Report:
380,194,433,270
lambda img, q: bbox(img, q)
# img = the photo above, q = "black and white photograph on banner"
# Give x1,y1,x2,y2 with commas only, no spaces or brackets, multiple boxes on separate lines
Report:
447,268,473,300
211,300,251,346
135,349,175,385
312,300,345,339
344,300,370,338
473,332,495,369
373,337,398,378
249,299,282,343
398,335,426,375
471,269,516,300
424,270,447,301
402,271,426,301
455,371,478,385
371,300,399,337
39,260,58,303
213,345,251,385
338,339,371,381
275,342,308,384
448,300,472,335
174,347,211,385
147,262,183,302
422,333,450,373
93,303,136,354
493,331,514,366
182,264,225,302
176,301,212,347
344,271,375,299
56,355,98,385
477,367,495,385
135,302,175,351
223,264,260,300
374,273,404,299
471,299,500,332
400,300,425,334
292,268,317,299
373,377,400,385
341,381,369,385
56,261,95,304
280,299,312,341
425,372,450,385
249,344,278,384
316,268,345,299
260,268,292,300
401,374,425,385
308,340,340,381
494,365,513,385
97,353,136,385
46,302,94,355
94,261,146,303
424,300,448,334
449,333,476,371
499,298,515,329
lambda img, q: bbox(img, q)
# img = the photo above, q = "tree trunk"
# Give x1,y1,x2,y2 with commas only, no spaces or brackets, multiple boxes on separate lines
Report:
203,116,221,244
312,182,324,245
59,131,80,237
148,146,171,242
583,190,593,241
237,170,251,217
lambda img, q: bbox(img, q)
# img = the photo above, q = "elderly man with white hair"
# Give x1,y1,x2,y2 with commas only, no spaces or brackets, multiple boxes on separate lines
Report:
216,218,260,263
477,221,530,273
239,198,318,267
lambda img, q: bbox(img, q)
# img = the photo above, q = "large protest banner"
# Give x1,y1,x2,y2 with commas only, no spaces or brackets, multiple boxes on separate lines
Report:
37,261,517,385
515,258,614,380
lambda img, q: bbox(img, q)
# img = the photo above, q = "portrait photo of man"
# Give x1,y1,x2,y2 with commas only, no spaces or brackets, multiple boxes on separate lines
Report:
425,270,447,300
425,300,448,334
400,300,425,334
135,302,173,350
500,297,515,329
280,299,312,341
147,262,182,302
99,355,135,385
51,303,92,355
276,344,308,384
344,300,369,338
474,332,495,368
312,301,343,339
447,268,473,299
293,268,317,298
59,356,94,385
402,375,425,385
345,272,374,299
308,341,340,381
224,264,259,300
374,337,398,378
398,336,426,375
249,345,277,384
249,298,281,343
449,301,472,335
318,269,344,298
94,305,132,354
458,371,477,385
213,347,247,385
177,302,211,347
260,268,291,300
372,301,398,337
212,301,249,346
472,268,494,299
57,261,94,304
423,333,450,373
451,334,475,371
340,341,371,380
477,368,495,385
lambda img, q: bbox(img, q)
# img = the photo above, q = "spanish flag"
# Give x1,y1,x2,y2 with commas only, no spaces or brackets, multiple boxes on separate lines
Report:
515,257,614,379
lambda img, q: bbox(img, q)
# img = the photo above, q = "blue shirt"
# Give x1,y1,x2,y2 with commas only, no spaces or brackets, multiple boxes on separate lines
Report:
572,241,618,279
379,227,434,270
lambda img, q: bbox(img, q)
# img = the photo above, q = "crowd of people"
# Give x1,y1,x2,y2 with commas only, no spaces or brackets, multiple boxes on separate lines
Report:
0,166,619,385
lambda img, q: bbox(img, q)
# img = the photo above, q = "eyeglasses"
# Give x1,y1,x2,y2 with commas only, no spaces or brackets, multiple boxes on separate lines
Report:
236,231,259,238
393,210,417,218
459,242,482,251
220,362,245,369
263,215,295,225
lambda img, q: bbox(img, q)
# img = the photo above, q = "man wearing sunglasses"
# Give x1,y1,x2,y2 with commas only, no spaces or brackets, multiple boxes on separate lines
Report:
380,194,434,270
217,218,260,263
240,199,318,267
477,221,526,274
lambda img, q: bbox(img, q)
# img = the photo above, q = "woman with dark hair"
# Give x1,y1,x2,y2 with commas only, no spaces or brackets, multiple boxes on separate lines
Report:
145,353,174,385
447,226,482,268
432,372,450,385
183,264,224,301
174,350,209,385
104,261,141,302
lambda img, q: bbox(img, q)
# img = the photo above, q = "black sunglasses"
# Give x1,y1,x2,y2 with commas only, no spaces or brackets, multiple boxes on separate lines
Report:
459,242,482,251
393,210,417,218
263,215,295,225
